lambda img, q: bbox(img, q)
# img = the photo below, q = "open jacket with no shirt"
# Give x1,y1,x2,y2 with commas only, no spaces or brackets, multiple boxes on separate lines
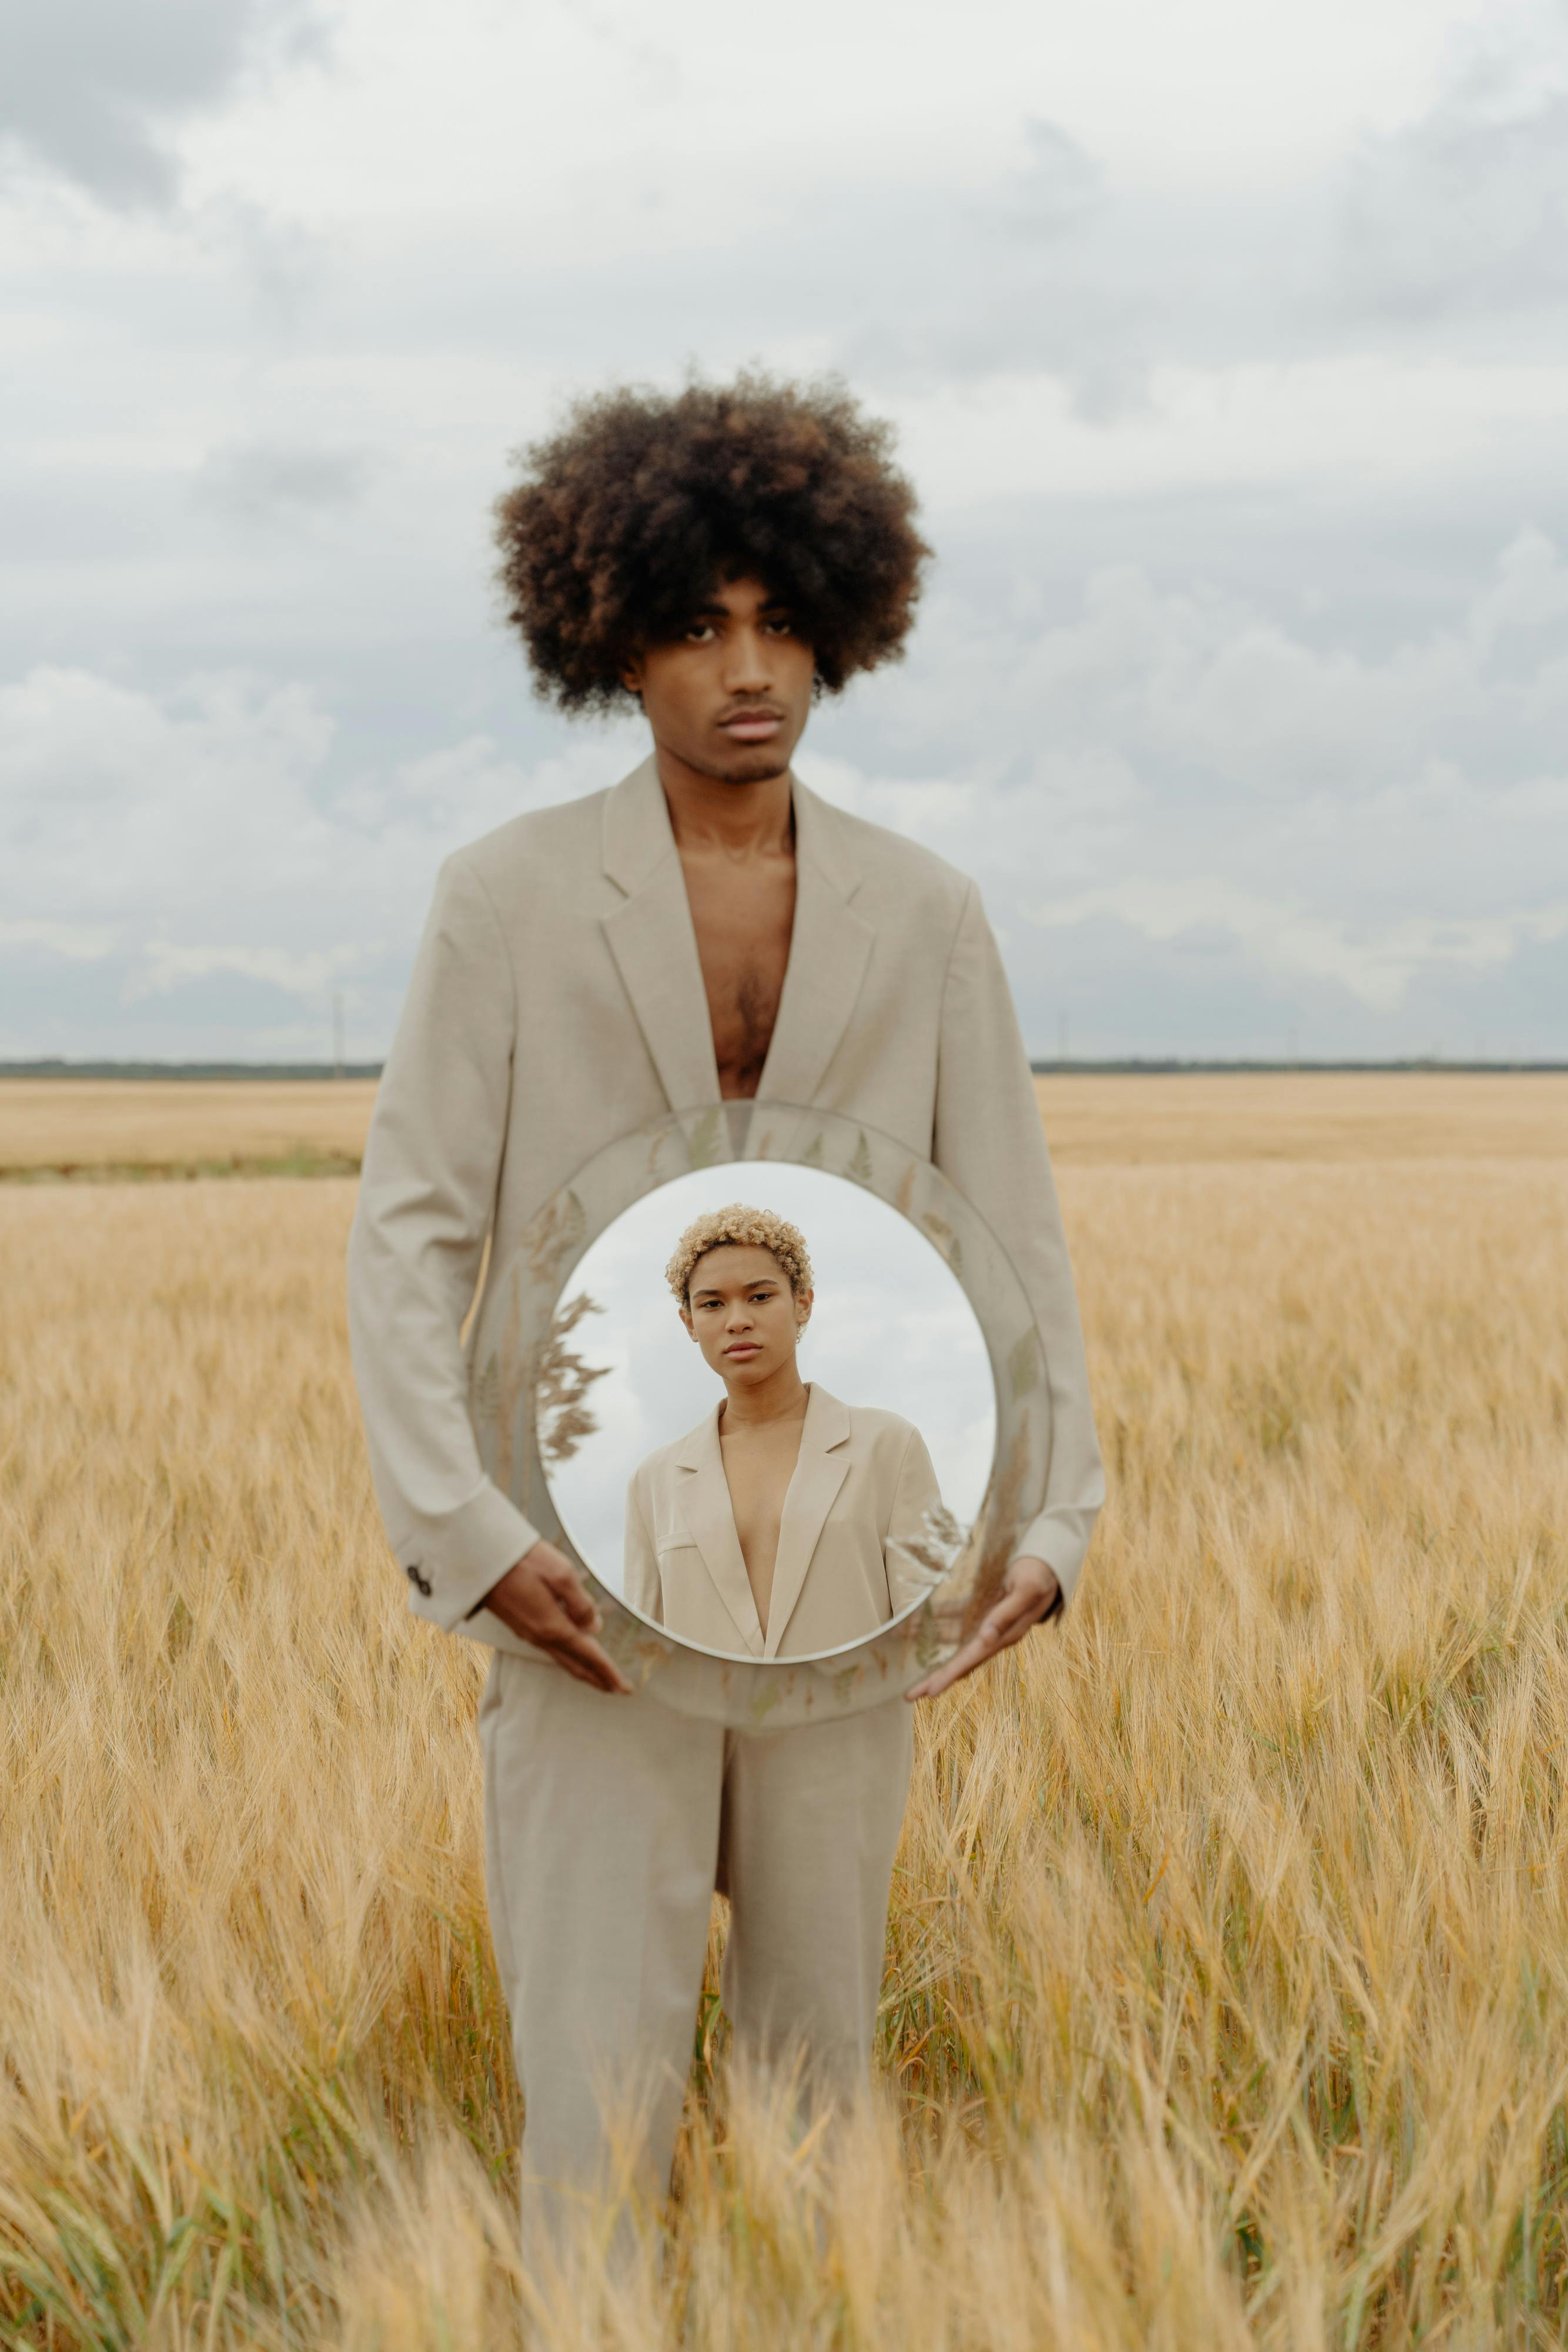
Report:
623,1384,945,1660
347,756,1104,1645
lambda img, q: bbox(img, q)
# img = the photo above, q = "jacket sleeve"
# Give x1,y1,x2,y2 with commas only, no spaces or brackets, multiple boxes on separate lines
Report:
883,1424,951,1620
934,883,1104,1609
346,853,541,1632
622,1472,664,1626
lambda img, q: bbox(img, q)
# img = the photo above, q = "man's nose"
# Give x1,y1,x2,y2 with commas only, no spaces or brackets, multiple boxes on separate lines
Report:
721,626,772,693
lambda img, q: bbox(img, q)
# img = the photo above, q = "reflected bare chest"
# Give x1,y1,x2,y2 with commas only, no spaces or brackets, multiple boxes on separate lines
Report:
719,1421,804,1633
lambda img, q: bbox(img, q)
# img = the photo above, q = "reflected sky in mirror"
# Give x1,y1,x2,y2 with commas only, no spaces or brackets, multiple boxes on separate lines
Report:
541,1161,995,1611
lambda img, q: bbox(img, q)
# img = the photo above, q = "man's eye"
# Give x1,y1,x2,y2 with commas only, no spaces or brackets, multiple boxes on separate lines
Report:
685,622,717,643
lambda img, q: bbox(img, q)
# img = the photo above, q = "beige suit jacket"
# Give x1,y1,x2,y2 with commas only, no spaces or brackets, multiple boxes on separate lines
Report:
623,1385,945,1660
347,756,1103,1636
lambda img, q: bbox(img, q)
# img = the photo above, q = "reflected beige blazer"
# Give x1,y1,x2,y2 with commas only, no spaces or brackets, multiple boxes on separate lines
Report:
623,1385,945,1661
347,756,1103,1643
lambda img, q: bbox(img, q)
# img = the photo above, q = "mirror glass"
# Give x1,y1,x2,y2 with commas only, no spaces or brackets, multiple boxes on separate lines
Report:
538,1161,995,1662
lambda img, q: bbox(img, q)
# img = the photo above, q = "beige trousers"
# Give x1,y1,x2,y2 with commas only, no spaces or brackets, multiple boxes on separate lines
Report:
479,1653,914,2228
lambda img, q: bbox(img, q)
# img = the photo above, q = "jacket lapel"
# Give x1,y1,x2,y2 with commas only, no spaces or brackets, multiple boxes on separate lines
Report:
601,759,721,1113
763,1385,852,1659
600,760,877,1115
674,1409,767,1658
757,782,876,1108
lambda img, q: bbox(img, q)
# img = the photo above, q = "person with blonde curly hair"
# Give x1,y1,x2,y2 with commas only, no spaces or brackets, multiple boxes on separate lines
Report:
623,1206,944,1659
663,1201,815,1308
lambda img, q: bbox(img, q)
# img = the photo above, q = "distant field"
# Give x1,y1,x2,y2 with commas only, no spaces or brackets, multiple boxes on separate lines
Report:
0,1077,378,1174
1035,1070,1568,1162
3,1070,1566,1175
2,1081,1567,2344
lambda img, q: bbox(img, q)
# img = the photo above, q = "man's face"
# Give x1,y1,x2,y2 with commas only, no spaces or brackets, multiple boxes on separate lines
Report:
680,1243,811,1387
621,576,815,785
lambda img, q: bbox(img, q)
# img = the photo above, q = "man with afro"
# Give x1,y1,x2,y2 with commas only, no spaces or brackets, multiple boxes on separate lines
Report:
347,373,1102,2241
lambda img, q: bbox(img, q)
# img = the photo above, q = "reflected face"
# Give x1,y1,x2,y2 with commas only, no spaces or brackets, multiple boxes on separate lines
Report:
680,1243,812,1389
620,576,815,786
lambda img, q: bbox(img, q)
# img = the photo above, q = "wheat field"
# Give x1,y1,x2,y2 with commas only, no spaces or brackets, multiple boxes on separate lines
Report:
0,1080,377,1177
2,1078,1566,2347
6,1070,1568,1175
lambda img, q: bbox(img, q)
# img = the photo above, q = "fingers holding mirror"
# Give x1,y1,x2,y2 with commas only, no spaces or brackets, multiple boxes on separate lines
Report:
904,1555,1061,1702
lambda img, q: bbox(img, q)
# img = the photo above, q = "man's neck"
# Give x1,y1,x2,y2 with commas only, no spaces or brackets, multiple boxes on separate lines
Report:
654,744,795,858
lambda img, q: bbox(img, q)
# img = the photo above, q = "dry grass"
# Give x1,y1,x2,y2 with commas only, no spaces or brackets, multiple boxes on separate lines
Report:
7,1070,1568,1177
1032,1071,1568,1163
2,1086,1567,2346
0,1081,376,1175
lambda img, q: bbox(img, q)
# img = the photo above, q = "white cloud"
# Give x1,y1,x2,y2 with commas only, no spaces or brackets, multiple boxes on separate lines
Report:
168,0,1473,229
804,528,1568,1037
869,527,1568,808
193,439,372,519
132,938,365,999
1341,2,1568,318
1025,878,1568,1010
0,666,337,911
0,660,643,1048
0,917,115,961
889,356,1568,508
0,0,327,208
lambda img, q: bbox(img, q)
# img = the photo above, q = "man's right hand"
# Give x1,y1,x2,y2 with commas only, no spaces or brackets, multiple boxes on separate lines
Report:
480,1541,633,1695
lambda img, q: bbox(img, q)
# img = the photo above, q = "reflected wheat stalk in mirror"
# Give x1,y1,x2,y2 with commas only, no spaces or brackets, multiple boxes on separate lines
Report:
2,1095,1567,2347
535,1291,610,1466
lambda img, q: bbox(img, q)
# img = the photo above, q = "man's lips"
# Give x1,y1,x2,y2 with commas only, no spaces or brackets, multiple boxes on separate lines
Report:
718,710,784,743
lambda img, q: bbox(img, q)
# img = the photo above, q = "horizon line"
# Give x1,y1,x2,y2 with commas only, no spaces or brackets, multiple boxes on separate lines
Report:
2,1057,1566,1082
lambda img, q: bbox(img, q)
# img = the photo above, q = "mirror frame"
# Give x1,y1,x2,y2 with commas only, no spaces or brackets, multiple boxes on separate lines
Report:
463,1102,1055,1727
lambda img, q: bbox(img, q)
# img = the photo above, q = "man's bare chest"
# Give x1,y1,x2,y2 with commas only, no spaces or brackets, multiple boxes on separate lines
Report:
679,850,797,1100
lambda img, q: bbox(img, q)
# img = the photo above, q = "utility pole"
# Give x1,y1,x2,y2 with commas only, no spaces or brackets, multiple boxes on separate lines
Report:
333,990,345,1081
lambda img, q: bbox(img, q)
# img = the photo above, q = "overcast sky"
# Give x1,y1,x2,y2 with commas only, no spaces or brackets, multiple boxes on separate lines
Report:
3,0,1567,1062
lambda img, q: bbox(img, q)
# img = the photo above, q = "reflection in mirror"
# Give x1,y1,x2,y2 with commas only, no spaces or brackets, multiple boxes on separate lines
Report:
539,1163,996,1662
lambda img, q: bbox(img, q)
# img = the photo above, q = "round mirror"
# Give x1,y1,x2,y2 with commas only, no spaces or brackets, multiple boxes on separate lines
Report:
539,1162,995,1661
467,1103,1054,1728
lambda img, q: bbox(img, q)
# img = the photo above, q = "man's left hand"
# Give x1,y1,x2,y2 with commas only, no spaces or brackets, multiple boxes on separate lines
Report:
905,1555,1061,1702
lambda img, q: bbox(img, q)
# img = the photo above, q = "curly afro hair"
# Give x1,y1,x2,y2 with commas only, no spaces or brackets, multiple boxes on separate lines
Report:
493,372,930,714
665,1205,814,1311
